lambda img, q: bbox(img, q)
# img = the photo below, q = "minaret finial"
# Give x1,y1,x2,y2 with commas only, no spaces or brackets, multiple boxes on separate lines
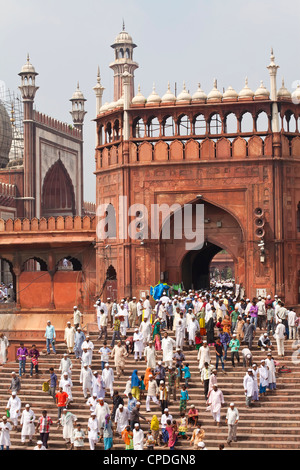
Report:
122,18,125,31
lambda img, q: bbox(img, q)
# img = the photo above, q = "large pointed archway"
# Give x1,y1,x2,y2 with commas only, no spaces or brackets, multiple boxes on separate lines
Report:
160,198,244,290
41,159,76,217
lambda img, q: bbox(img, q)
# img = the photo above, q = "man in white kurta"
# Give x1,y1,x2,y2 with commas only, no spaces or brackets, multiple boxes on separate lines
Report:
59,354,72,378
139,318,152,345
102,364,114,398
259,361,269,395
0,416,12,449
207,385,224,425
133,329,144,361
88,413,99,450
265,353,276,390
80,364,93,399
144,341,156,369
59,373,73,403
133,423,144,450
188,316,200,346
6,392,21,429
0,333,9,365
86,393,98,414
275,320,286,357
161,333,176,367
64,323,75,354
243,370,255,407
95,398,110,439
114,404,130,434
81,337,94,365
60,409,77,446
143,296,152,321
198,342,211,371
175,320,185,350
20,404,35,444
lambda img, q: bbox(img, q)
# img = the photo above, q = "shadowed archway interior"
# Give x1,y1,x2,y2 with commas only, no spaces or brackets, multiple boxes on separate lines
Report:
182,241,223,290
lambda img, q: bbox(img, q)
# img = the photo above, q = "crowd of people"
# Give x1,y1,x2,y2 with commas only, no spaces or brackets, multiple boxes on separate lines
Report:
0,289,299,450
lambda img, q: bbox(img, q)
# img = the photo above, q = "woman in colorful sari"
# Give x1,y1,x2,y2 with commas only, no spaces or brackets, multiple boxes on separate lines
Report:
150,414,160,444
152,318,162,351
131,369,141,400
144,367,153,392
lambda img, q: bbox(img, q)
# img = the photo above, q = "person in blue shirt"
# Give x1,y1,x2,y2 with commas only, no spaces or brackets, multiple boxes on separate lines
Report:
179,385,189,412
45,321,56,355
181,363,191,388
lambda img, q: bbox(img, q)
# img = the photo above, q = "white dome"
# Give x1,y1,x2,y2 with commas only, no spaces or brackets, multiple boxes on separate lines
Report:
132,85,147,105
292,84,300,101
20,55,37,75
100,102,110,113
192,83,207,101
147,84,161,104
239,77,254,99
114,30,133,44
254,81,270,99
177,82,192,102
278,79,291,99
161,82,176,103
107,101,117,111
71,83,85,101
207,79,222,101
223,86,238,100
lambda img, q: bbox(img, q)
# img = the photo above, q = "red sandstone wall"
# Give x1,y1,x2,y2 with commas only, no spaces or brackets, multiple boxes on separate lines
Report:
53,271,83,309
19,271,51,308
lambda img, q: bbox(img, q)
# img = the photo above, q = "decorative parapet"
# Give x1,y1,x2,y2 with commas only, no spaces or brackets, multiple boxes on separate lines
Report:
34,110,82,139
0,215,96,233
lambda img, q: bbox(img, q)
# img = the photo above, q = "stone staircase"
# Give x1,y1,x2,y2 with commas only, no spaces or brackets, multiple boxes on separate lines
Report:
1,326,300,450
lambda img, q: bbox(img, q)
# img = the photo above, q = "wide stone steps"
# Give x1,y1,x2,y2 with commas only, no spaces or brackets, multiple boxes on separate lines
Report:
1,327,300,450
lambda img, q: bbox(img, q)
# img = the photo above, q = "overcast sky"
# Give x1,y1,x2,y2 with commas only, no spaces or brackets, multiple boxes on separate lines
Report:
1,0,300,202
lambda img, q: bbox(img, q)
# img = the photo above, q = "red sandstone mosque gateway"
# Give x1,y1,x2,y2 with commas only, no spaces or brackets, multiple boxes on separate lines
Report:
0,26,300,345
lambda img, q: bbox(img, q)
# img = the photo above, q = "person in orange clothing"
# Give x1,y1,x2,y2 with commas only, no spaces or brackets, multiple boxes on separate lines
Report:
121,425,134,450
144,367,153,392
222,314,232,335
55,386,69,422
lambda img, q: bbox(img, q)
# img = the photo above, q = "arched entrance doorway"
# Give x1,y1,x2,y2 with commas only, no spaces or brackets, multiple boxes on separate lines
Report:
182,242,224,290
161,198,243,291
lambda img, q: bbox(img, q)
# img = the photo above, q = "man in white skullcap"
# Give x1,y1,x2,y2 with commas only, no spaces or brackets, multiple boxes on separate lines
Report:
144,340,156,369
20,404,35,445
102,363,114,398
243,369,255,408
198,341,211,371
0,415,12,450
59,353,72,379
275,319,286,357
114,404,130,435
80,363,93,399
73,306,83,330
226,402,239,444
64,322,76,354
133,422,144,450
133,328,144,362
87,412,99,450
81,336,94,366
6,391,21,430
33,440,46,450
146,375,159,412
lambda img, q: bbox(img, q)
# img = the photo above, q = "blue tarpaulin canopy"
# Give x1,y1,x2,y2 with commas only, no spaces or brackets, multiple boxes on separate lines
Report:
150,283,170,301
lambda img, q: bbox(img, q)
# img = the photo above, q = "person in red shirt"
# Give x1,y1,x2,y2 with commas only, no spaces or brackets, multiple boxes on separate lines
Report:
55,387,68,422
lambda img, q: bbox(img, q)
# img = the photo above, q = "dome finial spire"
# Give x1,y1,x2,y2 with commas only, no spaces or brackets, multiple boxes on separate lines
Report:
122,18,125,31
